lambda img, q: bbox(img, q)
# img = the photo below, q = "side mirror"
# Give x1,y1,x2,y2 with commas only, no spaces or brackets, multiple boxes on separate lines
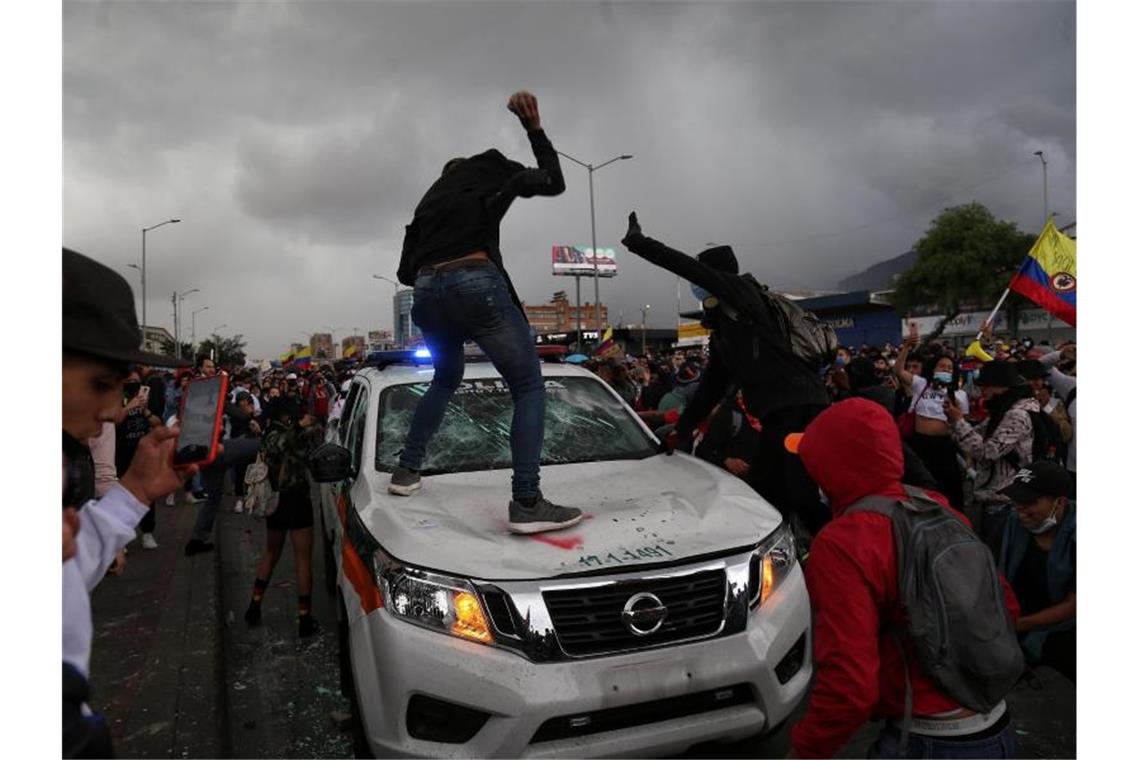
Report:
309,442,354,483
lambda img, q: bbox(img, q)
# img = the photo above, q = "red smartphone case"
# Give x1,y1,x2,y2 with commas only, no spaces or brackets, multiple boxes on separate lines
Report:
174,373,230,469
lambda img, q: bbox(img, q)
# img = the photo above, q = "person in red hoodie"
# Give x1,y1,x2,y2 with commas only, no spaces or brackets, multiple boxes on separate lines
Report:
787,398,1020,759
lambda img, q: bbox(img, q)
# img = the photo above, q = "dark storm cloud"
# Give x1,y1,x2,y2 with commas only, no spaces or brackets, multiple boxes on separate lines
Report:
64,1,1075,358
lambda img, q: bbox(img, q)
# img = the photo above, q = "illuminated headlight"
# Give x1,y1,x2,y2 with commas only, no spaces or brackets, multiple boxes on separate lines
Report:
748,523,797,609
374,549,493,645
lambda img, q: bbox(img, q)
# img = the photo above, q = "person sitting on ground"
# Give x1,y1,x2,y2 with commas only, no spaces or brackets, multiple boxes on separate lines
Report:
996,461,1076,683
787,398,1021,759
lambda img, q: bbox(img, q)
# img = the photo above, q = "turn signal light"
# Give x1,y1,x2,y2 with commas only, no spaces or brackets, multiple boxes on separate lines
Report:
451,591,493,644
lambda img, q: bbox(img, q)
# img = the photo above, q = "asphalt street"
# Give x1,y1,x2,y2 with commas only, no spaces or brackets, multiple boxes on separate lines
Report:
88,488,1075,758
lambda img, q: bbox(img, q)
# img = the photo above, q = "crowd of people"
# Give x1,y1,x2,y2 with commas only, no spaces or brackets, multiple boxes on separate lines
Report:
63,86,1076,759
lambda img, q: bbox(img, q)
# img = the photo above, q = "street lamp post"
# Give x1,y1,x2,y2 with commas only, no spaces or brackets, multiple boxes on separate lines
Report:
140,218,181,344
175,288,199,358
556,150,633,350
191,306,210,352
1032,150,1049,227
640,304,650,355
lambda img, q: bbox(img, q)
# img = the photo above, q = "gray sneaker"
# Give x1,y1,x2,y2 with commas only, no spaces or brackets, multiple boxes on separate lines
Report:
508,497,583,535
388,466,422,496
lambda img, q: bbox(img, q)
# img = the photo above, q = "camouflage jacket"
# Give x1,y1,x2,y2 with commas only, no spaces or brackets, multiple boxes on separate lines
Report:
262,420,322,491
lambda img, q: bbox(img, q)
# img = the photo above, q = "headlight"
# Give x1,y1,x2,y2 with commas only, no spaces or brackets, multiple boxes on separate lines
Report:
374,549,494,645
748,523,797,609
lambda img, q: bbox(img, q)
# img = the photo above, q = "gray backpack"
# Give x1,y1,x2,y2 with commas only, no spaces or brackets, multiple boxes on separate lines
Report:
739,274,838,371
848,486,1024,743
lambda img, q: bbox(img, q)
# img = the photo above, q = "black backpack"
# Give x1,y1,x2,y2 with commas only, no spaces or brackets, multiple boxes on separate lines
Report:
735,273,838,371
1006,410,1066,467
848,486,1024,746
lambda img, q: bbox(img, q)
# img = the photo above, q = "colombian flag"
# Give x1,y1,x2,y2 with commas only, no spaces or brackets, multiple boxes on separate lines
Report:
280,349,295,364
1009,218,1076,326
293,346,314,368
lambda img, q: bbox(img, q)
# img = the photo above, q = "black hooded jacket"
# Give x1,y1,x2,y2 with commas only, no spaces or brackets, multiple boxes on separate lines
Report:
622,232,830,428
397,129,565,310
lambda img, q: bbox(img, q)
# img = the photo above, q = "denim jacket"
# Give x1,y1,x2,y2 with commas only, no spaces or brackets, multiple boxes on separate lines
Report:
998,502,1076,660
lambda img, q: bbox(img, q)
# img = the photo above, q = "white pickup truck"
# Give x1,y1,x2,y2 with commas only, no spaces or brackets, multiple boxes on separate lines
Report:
312,353,811,758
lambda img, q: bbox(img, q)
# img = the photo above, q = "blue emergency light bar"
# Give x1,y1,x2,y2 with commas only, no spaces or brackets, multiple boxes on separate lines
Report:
364,344,568,371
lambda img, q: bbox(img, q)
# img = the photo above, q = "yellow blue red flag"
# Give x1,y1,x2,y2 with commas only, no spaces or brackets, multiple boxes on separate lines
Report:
1009,218,1076,326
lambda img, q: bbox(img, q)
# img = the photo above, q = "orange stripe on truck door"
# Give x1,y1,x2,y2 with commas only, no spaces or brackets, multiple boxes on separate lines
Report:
337,492,383,614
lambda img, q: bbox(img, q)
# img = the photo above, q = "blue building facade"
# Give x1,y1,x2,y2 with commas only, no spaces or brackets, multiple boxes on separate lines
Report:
793,290,902,349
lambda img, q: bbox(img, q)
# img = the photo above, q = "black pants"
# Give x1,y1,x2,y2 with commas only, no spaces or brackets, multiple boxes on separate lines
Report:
748,404,830,535
909,432,964,508
138,502,156,533
1035,627,1077,683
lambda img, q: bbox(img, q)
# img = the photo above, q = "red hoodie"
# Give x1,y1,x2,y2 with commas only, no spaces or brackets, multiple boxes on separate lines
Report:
789,398,1019,758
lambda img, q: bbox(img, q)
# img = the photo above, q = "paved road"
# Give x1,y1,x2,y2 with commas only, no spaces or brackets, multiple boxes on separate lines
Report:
89,487,1075,758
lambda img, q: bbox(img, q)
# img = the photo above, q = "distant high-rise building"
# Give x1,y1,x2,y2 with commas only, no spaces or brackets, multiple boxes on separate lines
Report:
310,332,333,359
393,289,422,348
342,335,367,357
523,291,609,333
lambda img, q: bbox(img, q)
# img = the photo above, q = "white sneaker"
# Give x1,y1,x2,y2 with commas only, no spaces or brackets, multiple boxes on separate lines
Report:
141,533,159,550
234,498,244,514
166,493,176,507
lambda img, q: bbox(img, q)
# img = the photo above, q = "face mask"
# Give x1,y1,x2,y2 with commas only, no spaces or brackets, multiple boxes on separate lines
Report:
933,371,953,385
123,382,141,399
1026,504,1060,534
691,283,711,302
835,355,848,367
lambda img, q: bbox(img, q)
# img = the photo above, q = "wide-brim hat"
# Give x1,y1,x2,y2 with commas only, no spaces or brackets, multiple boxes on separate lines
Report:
976,360,1022,388
63,248,190,368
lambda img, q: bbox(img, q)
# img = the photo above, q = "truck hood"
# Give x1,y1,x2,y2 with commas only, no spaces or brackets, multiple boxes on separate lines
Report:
354,453,782,580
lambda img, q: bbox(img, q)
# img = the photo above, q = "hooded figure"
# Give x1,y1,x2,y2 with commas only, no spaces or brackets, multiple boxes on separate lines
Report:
788,399,1020,759
621,213,831,533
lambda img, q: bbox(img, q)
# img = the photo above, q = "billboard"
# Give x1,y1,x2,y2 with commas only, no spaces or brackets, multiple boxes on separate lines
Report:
552,245,618,278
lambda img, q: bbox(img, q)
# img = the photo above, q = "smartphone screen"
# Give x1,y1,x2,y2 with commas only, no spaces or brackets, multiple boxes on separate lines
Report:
174,375,229,467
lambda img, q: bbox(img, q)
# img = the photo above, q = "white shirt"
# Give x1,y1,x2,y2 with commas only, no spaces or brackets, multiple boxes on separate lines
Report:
63,484,149,676
909,375,969,421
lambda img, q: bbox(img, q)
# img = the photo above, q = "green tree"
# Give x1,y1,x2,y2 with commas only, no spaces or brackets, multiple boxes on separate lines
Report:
194,334,248,367
891,203,1036,340
159,337,195,359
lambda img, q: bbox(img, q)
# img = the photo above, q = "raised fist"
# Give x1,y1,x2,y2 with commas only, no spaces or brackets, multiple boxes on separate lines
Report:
623,211,642,243
507,91,542,131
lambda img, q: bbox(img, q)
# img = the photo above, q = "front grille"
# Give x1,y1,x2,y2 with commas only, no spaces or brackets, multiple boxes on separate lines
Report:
543,569,727,656
530,683,753,744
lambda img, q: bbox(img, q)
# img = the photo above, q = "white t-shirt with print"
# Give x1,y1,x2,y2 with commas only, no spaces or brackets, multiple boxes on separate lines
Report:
910,375,969,422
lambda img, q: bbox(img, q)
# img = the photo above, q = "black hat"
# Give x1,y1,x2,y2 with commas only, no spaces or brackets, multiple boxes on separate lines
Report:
975,360,1022,388
1017,360,1049,380
1000,461,1074,503
63,248,189,368
697,245,739,275
234,390,253,405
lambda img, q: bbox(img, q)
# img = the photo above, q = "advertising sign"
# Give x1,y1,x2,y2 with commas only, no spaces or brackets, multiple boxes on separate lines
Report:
552,245,618,278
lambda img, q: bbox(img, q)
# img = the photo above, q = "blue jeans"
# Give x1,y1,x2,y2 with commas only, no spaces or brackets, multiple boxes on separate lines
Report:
868,719,1017,759
191,437,261,542
399,264,545,501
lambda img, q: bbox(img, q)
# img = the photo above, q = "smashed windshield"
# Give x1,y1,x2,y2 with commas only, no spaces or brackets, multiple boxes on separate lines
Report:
375,376,656,475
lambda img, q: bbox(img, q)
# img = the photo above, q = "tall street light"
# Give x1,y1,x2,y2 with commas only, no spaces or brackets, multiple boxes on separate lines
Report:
373,274,401,338
140,218,181,343
556,150,633,350
191,306,210,351
1032,150,1049,227
176,288,199,358
640,304,651,355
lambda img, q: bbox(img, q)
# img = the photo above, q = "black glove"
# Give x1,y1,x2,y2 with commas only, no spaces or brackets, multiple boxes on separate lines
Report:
622,211,642,245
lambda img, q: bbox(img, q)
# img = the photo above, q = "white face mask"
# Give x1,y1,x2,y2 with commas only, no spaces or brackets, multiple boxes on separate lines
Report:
1026,504,1060,534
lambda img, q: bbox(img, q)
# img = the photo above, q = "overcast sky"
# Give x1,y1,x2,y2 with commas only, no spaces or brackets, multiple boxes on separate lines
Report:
63,0,1075,359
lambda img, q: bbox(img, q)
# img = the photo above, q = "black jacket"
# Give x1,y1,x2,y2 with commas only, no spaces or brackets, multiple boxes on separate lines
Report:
397,129,565,311
622,233,830,430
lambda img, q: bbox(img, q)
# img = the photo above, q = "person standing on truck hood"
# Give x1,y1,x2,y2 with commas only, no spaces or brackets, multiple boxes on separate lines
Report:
785,399,1021,758
388,90,582,535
